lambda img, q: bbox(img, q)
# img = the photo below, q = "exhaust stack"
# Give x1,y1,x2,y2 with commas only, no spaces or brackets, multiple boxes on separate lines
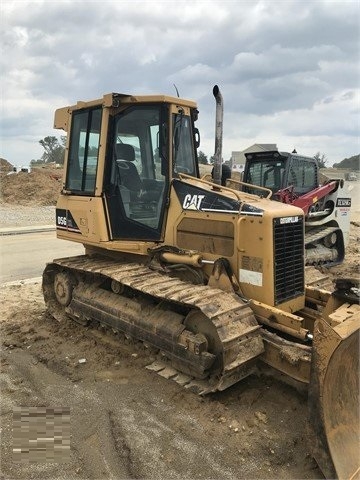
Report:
213,85,223,186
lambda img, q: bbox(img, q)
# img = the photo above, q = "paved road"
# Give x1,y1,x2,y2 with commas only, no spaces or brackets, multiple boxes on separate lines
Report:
0,231,84,283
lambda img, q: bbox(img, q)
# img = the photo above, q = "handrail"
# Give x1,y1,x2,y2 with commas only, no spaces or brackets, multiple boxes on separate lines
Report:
179,172,273,200
178,172,244,202
226,177,273,199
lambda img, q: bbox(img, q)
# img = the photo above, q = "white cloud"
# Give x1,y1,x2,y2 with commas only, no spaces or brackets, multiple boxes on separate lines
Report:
0,0,359,166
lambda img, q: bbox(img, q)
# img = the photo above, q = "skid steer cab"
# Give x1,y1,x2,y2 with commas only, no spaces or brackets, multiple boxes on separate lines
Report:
48,89,359,480
241,150,351,266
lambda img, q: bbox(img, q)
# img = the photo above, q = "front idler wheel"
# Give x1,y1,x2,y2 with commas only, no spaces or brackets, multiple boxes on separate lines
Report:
54,271,75,306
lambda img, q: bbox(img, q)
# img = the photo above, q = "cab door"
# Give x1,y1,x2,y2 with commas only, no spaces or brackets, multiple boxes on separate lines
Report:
105,104,168,241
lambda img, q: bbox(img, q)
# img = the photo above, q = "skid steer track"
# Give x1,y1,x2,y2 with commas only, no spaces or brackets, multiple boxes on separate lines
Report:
43,255,264,394
305,226,344,266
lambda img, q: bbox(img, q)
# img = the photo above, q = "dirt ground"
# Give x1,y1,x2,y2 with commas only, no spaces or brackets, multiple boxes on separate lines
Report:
0,281,325,480
1,171,359,480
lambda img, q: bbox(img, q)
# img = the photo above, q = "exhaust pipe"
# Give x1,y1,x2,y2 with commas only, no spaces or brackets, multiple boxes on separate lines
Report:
213,85,223,186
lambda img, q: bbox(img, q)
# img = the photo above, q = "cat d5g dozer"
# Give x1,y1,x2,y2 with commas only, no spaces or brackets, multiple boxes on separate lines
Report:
43,86,359,479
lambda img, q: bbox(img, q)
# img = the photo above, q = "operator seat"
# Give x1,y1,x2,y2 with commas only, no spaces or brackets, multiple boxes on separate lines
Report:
115,143,142,198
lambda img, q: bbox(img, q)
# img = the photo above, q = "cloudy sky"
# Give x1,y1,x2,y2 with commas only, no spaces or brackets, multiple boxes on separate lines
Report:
1,0,359,167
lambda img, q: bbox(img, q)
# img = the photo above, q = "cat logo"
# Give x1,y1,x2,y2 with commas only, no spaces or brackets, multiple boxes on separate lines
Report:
182,194,205,210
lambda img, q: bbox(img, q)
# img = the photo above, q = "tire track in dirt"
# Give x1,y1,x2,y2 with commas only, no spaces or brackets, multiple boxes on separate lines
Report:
108,410,140,479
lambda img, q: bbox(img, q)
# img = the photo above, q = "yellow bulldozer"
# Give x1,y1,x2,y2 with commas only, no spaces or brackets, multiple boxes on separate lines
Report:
43,86,359,479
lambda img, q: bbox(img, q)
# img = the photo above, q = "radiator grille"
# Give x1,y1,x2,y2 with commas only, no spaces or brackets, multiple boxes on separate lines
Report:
273,217,304,305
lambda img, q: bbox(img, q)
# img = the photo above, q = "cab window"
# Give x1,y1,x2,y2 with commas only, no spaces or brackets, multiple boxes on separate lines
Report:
173,113,197,177
66,107,101,193
289,158,317,193
246,160,285,194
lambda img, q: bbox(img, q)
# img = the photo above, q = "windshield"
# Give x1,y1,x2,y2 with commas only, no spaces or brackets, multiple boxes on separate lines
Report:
247,160,286,193
172,113,197,177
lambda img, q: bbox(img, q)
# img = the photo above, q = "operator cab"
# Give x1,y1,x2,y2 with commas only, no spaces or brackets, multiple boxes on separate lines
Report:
62,94,200,241
243,151,319,198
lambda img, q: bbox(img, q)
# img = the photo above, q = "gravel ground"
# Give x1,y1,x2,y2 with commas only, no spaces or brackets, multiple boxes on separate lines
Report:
0,205,55,228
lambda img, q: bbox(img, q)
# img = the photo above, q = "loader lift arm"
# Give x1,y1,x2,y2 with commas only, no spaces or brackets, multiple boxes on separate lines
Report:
275,179,341,216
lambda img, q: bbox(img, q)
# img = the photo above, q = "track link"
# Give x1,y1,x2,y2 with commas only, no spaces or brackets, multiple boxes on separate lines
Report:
43,254,264,394
305,226,343,266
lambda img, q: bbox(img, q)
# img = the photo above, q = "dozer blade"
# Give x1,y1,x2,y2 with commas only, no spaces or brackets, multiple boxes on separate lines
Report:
309,313,360,480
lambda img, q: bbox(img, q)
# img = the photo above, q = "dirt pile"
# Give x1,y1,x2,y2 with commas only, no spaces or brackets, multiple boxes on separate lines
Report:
0,158,14,172
0,169,62,206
